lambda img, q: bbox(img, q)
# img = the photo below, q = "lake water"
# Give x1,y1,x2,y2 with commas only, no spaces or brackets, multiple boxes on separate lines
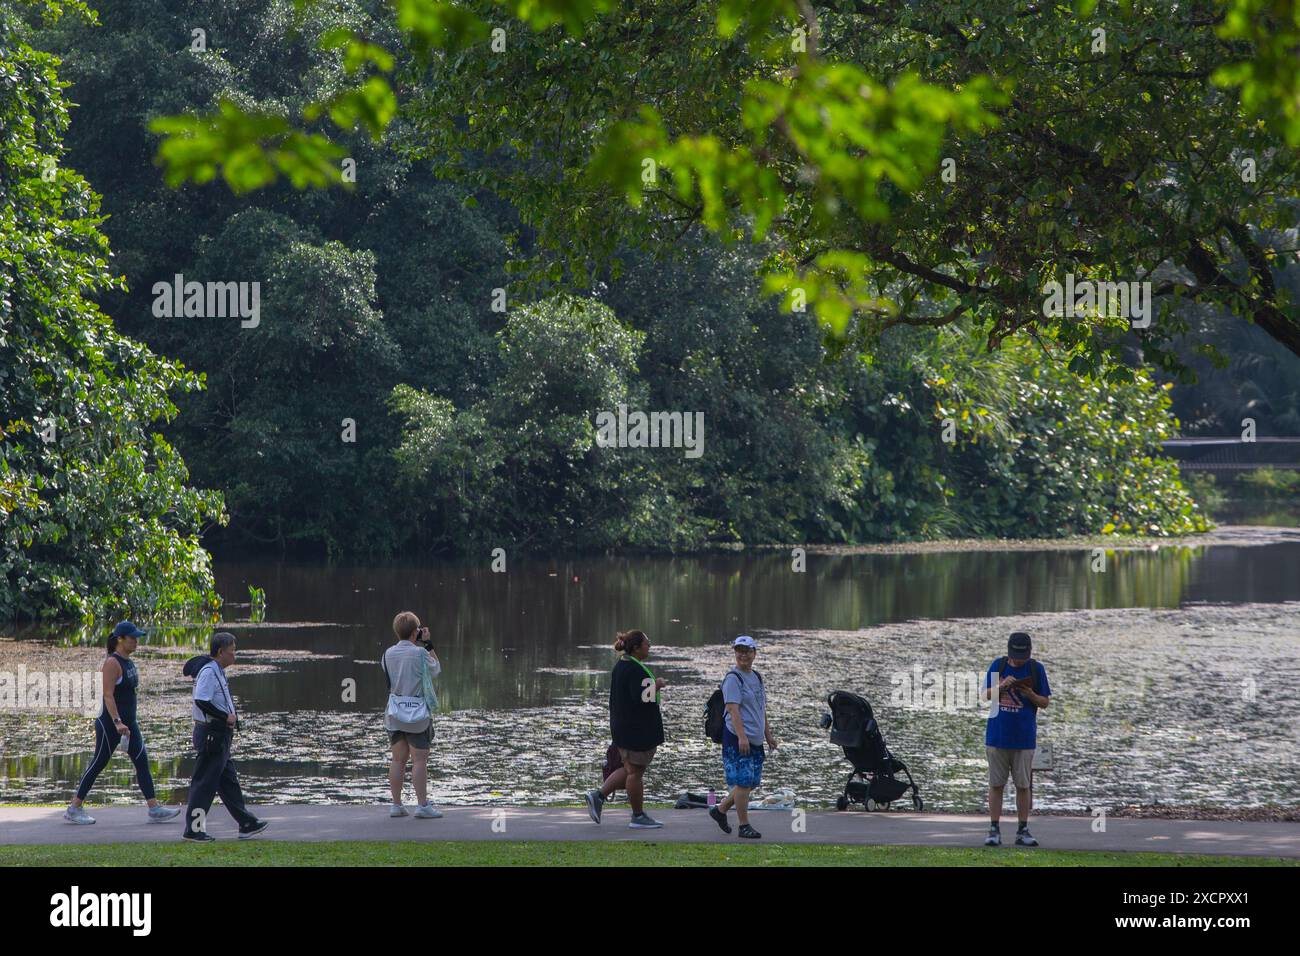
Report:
3,531,1299,812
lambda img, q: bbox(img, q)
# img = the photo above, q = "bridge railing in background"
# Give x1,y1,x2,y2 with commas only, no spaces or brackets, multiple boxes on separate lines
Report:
1162,438,1300,471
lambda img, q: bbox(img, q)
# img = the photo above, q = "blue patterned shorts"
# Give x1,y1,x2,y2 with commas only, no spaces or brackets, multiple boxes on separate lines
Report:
722,729,765,788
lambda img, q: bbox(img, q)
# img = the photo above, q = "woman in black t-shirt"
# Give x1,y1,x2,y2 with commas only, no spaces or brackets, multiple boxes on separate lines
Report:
585,629,666,829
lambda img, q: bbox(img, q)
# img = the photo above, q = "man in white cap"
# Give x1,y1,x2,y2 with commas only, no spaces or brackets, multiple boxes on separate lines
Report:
709,635,777,839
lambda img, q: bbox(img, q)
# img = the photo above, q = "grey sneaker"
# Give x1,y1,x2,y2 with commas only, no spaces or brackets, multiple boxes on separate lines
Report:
584,789,604,824
413,803,444,819
389,804,408,818
64,805,95,825
984,824,1001,847
628,812,663,829
147,805,182,823
1015,826,1039,847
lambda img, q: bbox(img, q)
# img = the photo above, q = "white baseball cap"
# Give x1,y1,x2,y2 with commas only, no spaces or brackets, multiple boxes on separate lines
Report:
732,635,757,649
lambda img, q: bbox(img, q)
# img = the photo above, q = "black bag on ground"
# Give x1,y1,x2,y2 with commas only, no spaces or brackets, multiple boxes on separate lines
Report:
674,791,715,809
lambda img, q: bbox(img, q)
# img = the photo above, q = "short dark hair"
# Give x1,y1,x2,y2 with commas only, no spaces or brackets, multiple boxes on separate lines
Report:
210,632,237,656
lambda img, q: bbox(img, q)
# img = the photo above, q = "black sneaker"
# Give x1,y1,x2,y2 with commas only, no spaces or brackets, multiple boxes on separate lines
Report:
584,789,604,824
737,823,761,839
238,819,269,839
182,831,215,843
709,806,732,834
983,824,1001,847
1015,826,1039,847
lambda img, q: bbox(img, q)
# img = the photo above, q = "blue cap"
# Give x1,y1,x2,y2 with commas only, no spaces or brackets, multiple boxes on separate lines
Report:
112,621,146,639
732,635,757,649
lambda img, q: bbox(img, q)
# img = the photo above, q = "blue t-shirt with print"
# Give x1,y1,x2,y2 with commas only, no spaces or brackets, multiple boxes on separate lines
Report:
984,658,1050,750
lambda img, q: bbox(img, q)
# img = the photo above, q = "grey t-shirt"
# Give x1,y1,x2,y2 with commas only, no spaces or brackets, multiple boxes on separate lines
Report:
382,640,442,732
722,668,765,740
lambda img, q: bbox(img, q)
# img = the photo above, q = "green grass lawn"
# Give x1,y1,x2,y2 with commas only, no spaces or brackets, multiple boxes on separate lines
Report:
1,841,1294,867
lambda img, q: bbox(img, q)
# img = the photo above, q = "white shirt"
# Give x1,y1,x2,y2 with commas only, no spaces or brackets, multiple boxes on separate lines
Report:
192,661,236,722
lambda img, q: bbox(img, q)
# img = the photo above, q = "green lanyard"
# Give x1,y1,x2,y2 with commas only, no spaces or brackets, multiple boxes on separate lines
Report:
624,655,659,703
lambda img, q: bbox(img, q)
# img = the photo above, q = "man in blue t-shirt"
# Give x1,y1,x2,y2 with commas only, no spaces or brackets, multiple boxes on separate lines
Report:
981,631,1051,848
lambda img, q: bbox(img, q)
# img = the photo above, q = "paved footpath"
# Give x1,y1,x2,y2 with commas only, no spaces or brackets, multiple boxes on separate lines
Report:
1,806,1296,857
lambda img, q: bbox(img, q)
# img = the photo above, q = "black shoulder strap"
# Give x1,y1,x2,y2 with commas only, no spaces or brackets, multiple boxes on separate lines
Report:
199,661,234,713
997,656,1008,678
381,651,391,691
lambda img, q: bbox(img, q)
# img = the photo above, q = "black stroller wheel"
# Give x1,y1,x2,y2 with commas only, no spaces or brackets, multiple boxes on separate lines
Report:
835,795,848,811
912,794,924,811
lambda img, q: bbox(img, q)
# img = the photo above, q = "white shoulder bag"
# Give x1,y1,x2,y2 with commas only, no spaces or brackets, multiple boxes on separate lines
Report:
382,654,430,730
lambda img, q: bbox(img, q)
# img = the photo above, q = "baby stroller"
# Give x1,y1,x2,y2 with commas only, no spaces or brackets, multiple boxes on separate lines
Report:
820,690,923,812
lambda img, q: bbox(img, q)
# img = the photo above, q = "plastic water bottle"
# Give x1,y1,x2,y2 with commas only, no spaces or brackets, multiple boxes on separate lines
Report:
707,788,716,808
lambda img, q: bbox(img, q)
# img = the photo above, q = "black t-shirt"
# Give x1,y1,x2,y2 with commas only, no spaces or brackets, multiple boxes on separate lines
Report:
609,657,665,751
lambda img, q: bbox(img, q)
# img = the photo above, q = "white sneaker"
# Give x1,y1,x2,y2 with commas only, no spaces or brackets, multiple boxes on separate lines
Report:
64,805,96,825
147,805,182,822
390,804,408,817
413,803,443,819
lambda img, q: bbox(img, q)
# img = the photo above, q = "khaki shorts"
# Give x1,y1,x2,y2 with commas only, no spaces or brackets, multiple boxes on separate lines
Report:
987,746,1034,789
618,746,656,768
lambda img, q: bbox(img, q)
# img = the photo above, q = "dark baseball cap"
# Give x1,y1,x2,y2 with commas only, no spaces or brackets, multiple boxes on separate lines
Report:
112,621,146,639
1008,632,1032,656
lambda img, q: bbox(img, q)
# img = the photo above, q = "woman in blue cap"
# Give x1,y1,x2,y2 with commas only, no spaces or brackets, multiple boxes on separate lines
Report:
709,635,777,839
65,622,181,825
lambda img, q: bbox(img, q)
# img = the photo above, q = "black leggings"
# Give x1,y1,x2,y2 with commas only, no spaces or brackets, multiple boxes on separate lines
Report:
75,715,155,801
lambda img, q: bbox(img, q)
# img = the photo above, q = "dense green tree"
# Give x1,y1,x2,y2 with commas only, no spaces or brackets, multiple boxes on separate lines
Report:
393,249,1208,550
3,0,1225,608
389,295,660,550
36,0,514,556
1163,280,1300,436
404,0,1300,374
596,239,864,544
1,0,224,620
149,0,1300,371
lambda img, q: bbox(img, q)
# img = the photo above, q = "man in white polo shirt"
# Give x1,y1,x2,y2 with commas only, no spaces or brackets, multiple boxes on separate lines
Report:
183,632,267,842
